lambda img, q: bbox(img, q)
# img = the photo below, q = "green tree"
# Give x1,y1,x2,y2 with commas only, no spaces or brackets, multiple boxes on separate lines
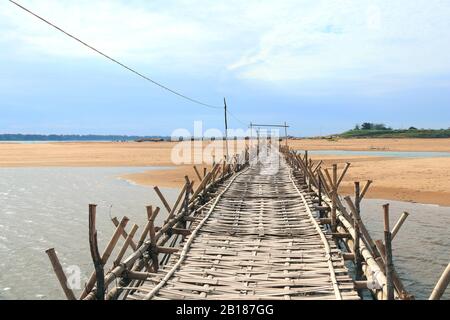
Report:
361,122,373,130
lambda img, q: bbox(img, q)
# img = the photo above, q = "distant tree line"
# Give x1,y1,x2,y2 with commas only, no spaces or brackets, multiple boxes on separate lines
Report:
0,134,170,141
353,122,392,131
341,123,450,138
352,123,440,131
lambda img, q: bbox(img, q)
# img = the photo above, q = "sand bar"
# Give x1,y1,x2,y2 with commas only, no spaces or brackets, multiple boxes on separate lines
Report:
1,139,450,206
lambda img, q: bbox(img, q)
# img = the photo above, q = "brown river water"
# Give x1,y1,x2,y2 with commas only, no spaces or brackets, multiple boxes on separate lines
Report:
0,167,448,300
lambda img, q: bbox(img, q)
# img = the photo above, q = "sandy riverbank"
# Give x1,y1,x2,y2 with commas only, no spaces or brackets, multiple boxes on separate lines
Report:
1,139,450,206
287,138,450,152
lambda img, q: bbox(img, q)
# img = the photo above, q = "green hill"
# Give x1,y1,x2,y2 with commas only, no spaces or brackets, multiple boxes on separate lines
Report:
339,123,450,138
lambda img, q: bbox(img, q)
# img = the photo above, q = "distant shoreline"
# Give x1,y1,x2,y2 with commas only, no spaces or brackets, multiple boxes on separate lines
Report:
0,134,170,142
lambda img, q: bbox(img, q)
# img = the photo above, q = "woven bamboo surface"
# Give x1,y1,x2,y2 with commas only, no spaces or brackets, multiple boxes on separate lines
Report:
125,151,359,300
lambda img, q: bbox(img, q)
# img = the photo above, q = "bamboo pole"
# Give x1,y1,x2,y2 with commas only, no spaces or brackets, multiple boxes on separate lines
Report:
318,174,323,218
429,263,450,300
336,162,351,188
80,215,129,299
304,151,308,184
391,212,409,240
147,206,159,272
193,165,202,181
331,164,338,232
137,207,160,248
344,196,380,258
353,182,363,283
154,186,172,213
360,180,373,199
112,217,137,251
102,217,130,264
190,164,219,202
383,204,394,300
307,159,312,191
88,204,105,300
113,224,139,267
165,182,188,223
312,160,323,173
45,248,76,300
374,239,412,299
323,168,334,194
317,169,332,200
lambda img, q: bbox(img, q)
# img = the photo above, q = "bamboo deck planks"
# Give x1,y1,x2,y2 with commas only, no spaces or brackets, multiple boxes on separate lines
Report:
125,150,359,300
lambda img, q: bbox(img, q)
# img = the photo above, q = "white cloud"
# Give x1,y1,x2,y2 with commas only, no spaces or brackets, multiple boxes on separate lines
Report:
2,0,450,92
228,0,450,84
0,0,223,70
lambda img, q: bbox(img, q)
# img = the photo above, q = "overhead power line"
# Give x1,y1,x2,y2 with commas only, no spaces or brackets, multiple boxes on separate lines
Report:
226,109,247,127
9,0,222,110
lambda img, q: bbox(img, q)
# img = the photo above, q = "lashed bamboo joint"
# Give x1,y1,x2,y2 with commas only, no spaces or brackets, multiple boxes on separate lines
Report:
45,143,449,300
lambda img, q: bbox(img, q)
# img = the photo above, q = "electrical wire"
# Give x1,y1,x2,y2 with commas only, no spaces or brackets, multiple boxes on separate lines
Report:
226,109,248,127
9,0,222,110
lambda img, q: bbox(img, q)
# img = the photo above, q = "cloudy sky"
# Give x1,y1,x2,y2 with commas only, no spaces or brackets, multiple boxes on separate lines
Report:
1,0,450,136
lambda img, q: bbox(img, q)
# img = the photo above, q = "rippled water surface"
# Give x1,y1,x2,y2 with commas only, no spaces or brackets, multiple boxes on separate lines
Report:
360,199,449,300
0,168,448,300
0,167,178,300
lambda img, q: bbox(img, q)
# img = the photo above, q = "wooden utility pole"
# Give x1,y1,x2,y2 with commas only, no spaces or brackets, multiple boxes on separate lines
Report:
224,98,229,160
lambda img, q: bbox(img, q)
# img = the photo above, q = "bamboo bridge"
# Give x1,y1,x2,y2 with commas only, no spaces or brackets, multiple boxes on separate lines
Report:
45,144,450,301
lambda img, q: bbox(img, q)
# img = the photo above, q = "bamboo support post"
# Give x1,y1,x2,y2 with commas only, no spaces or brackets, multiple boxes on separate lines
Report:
429,263,450,300
147,206,159,271
45,248,76,300
193,166,202,181
183,176,191,215
112,217,137,251
353,182,363,283
318,174,324,218
303,151,308,184
374,239,411,299
154,186,172,214
165,182,188,223
137,207,160,248
360,180,373,200
88,204,105,300
113,224,139,267
391,212,409,240
344,196,380,259
307,159,312,192
312,160,323,173
317,169,332,200
383,204,394,300
331,164,338,232
336,162,351,187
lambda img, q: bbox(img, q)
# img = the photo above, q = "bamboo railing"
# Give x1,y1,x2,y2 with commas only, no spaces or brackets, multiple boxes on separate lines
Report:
280,145,416,300
45,146,251,300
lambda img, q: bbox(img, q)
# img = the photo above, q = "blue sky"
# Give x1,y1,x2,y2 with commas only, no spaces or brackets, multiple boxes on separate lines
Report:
1,0,450,136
